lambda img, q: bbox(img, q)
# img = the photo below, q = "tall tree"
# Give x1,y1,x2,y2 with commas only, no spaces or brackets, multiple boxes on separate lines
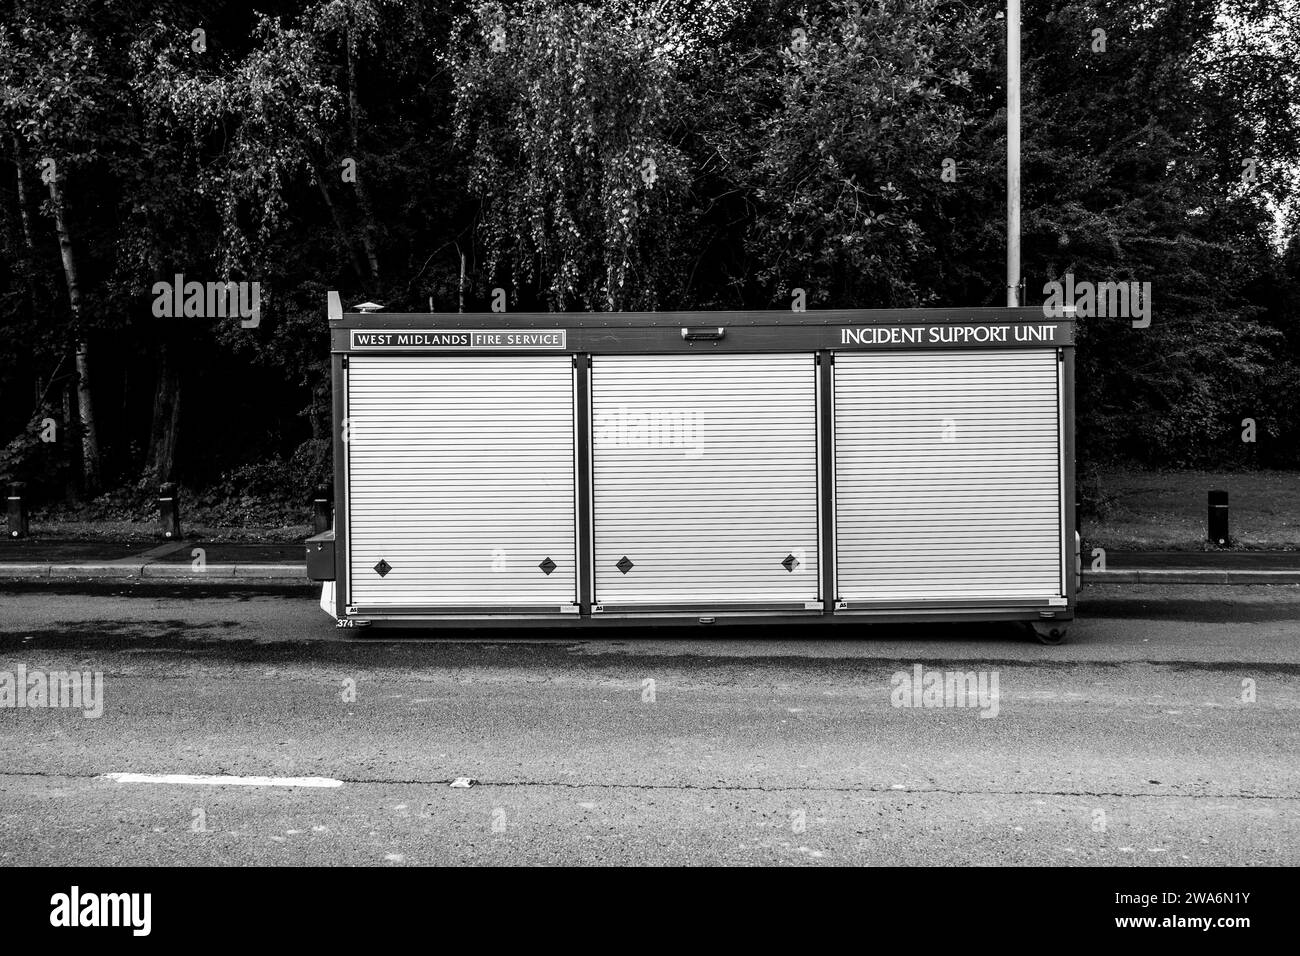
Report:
449,0,713,310
0,5,119,491
44,162,100,490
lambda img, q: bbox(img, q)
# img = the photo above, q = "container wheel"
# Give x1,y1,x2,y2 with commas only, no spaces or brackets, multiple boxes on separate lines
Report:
1031,621,1069,645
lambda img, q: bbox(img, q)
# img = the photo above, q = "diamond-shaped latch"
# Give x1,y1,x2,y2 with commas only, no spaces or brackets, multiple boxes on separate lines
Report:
374,559,391,578
616,556,634,575
539,557,557,576
782,553,800,573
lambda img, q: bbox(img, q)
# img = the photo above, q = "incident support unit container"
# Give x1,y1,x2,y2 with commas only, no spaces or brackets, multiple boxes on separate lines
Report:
308,293,1077,639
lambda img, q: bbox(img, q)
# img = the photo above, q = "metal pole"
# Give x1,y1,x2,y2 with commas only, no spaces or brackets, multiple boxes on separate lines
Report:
1208,490,1230,547
159,482,181,539
7,482,28,538
313,484,333,535
1006,0,1021,307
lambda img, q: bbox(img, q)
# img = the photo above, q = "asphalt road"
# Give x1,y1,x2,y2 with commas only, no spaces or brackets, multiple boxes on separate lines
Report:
0,582,1297,866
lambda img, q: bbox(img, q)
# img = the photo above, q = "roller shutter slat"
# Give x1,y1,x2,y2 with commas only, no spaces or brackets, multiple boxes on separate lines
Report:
346,355,577,608
834,350,1064,602
592,354,819,605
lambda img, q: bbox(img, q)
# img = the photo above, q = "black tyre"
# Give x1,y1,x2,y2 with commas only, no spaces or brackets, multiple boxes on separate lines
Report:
1031,621,1069,645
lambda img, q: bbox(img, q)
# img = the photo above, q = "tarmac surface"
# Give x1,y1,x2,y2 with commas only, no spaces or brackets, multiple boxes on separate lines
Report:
0,582,1296,865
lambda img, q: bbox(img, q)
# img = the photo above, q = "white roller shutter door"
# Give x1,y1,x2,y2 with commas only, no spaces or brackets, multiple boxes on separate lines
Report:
591,354,820,607
346,355,577,610
834,349,1064,603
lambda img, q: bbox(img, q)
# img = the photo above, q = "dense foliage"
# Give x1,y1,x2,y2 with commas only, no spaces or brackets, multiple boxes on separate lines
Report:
1,0,1298,508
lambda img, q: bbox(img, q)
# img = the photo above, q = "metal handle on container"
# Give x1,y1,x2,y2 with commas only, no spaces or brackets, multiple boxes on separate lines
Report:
681,327,725,341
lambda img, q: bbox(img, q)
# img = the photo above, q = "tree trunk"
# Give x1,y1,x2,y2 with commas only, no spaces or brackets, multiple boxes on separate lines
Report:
309,374,329,440
62,379,78,502
11,133,38,367
47,168,101,493
345,26,381,282
315,165,367,281
459,249,466,313
11,133,34,252
145,341,182,484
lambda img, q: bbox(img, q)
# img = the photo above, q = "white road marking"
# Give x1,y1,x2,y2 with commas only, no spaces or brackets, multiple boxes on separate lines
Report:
100,773,343,788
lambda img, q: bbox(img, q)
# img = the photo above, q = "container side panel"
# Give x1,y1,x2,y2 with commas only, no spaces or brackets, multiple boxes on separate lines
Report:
346,355,577,608
591,354,819,605
834,350,1064,603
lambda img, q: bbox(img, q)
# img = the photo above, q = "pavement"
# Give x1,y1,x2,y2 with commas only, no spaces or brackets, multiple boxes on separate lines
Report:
3,538,1300,585
0,581,1296,865
0,539,309,584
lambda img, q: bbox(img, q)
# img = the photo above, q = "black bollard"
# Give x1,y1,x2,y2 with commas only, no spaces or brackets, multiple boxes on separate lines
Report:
1208,490,1229,547
159,482,181,539
7,482,28,538
312,484,333,534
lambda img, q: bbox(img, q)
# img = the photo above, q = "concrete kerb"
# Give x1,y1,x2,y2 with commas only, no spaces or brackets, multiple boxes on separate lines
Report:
0,562,310,584
1084,569,1300,585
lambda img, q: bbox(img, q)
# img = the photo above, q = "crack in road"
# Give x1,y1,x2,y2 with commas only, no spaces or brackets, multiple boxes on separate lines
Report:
0,770,1295,801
